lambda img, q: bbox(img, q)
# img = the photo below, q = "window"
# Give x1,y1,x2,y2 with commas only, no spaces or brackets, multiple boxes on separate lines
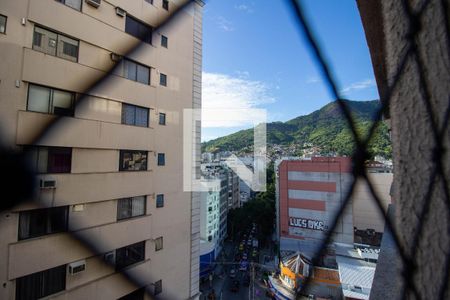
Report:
16,265,66,300
156,194,164,208
118,288,145,300
33,26,78,62
26,146,72,173
119,150,148,171
115,241,145,270
155,237,163,251
56,0,82,11
159,73,167,86
0,15,7,34
18,206,69,240
117,196,146,220
157,153,165,166
162,0,169,10
121,103,149,127
144,0,153,4
161,35,168,48
125,16,152,44
154,280,162,295
159,113,166,125
28,84,74,116
116,58,150,85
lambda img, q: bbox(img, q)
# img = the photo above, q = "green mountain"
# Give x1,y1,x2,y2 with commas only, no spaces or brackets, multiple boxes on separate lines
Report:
202,100,392,158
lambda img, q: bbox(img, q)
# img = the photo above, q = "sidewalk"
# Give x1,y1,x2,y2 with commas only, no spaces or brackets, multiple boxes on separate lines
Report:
199,257,228,299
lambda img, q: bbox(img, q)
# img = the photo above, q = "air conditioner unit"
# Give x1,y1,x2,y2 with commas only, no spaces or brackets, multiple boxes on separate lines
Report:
116,7,126,17
68,260,86,275
40,179,56,189
104,251,115,265
110,53,122,62
85,0,101,8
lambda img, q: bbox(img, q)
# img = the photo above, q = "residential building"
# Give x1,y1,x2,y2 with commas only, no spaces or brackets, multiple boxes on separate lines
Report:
227,168,240,209
199,180,221,279
0,0,203,299
200,163,229,259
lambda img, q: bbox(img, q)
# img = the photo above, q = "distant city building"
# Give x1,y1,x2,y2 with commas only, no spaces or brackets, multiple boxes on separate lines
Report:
352,172,392,235
276,157,354,256
199,180,221,279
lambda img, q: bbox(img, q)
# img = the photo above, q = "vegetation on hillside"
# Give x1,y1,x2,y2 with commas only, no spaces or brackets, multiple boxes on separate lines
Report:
203,100,391,159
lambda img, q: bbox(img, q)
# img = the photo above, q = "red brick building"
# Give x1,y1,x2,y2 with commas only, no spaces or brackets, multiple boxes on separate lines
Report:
276,157,354,255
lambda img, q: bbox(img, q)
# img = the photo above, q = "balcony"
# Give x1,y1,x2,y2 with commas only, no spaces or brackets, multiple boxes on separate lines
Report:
36,171,154,206
16,110,155,150
8,215,152,279
22,48,157,107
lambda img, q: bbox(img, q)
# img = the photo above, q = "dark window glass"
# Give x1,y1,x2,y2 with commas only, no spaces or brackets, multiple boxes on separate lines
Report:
121,104,149,127
125,59,137,81
16,265,66,300
119,150,148,171
144,0,153,4
56,0,82,11
161,35,168,48
119,59,150,85
63,41,77,57
162,0,169,10
0,15,7,34
28,84,74,116
117,196,146,220
154,280,162,295
135,106,148,126
26,146,71,174
159,113,166,125
18,206,69,240
159,73,167,86
125,16,152,44
156,194,164,208
136,64,150,84
118,288,145,300
155,237,163,251
157,153,165,166
33,26,78,61
115,241,145,270
47,147,72,173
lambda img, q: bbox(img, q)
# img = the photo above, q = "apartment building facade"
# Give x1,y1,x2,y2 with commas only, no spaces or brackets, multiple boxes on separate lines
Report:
0,0,202,299
199,180,220,279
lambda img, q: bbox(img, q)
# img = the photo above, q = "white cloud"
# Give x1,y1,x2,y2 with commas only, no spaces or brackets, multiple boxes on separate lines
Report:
235,70,250,78
235,4,254,13
216,16,234,32
202,72,275,128
306,76,320,84
341,79,376,94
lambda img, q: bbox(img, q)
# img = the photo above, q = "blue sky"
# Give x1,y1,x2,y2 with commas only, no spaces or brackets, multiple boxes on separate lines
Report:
201,0,379,141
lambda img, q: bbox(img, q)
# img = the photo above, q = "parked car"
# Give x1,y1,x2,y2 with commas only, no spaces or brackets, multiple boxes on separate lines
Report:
229,268,237,278
252,249,258,257
243,274,250,287
239,261,249,271
230,280,240,292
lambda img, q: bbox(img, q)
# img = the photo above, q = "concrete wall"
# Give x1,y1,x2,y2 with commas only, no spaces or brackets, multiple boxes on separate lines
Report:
381,0,450,298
